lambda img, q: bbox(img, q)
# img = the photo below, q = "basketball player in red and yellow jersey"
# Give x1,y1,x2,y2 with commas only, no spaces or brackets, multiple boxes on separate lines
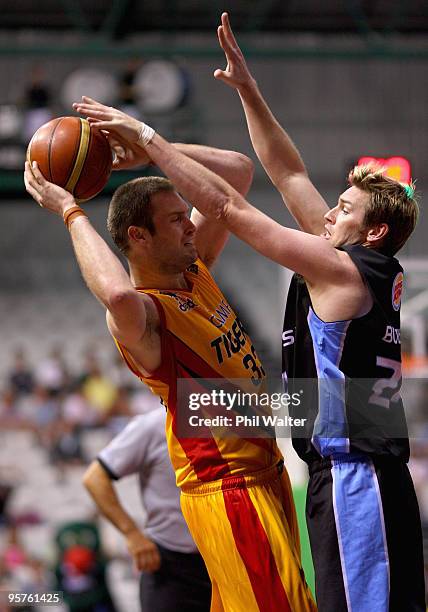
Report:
24,131,317,610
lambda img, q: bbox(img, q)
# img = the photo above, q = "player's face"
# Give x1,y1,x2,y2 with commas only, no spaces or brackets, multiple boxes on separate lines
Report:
321,186,369,248
148,191,198,272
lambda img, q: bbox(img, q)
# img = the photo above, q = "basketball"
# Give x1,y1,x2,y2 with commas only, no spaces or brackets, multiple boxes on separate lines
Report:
27,116,113,201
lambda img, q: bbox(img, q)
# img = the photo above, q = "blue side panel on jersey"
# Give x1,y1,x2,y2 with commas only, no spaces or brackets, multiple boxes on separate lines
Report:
332,456,389,611
308,308,350,456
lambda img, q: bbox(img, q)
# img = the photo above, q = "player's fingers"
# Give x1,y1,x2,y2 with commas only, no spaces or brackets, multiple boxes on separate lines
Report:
137,553,150,572
143,549,158,572
218,24,241,66
214,69,225,79
217,26,226,50
81,95,104,107
149,553,160,572
75,106,111,119
213,69,232,83
24,160,33,178
217,25,233,56
221,12,242,52
24,164,38,188
73,103,101,116
86,120,111,130
222,12,236,41
30,161,45,184
221,12,235,42
24,165,35,191
153,550,161,571
24,177,43,206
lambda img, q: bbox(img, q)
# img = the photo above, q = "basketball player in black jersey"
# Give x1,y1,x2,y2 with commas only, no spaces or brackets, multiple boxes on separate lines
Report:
57,22,424,609
206,13,424,612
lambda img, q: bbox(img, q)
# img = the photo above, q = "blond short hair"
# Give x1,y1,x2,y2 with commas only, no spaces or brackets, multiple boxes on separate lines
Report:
348,163,419,255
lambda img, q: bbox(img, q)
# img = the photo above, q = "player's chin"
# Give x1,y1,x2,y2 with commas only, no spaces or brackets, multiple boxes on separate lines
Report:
184,244,198,262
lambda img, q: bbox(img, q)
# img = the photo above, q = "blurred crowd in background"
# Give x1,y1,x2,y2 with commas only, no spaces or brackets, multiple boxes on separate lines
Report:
0,345,160,612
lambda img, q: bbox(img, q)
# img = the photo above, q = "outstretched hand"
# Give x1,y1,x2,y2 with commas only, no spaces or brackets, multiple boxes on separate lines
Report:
24,161,76,215
73,97,142,145
73,97,153,169
214,12,255,91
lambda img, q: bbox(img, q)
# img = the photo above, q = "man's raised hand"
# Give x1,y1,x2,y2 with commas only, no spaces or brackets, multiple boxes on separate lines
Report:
73,96,143,145
214,12,255,91
24,161,76,214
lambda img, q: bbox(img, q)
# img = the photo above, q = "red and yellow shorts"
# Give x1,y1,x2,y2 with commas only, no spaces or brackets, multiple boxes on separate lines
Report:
181,461,316,612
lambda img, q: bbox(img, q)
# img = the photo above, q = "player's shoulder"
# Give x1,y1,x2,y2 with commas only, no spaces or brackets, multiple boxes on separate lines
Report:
191,258,220,288
340,244,402,280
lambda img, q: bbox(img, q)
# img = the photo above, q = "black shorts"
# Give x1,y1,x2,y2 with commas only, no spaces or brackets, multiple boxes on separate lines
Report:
306,453,426,612
139,544,211,612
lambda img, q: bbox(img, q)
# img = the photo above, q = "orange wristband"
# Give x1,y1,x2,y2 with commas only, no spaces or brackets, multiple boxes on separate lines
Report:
63,205,87,230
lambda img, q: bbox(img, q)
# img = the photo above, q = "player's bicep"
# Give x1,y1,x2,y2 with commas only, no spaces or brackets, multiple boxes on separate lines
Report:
106,291,147,349
191,207,229,269
277,173,330,235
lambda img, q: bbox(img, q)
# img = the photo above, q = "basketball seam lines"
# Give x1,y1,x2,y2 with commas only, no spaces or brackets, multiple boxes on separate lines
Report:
65,119,90,195
47,118,63,182
77,141,111,201
63,118,83,190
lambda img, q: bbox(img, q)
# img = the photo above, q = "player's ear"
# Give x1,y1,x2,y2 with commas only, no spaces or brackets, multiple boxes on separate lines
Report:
366,223,389,244
128,225,150,245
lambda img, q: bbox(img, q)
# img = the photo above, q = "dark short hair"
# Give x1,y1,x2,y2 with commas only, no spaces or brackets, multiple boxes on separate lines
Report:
107,176,174,254
348,163,419,255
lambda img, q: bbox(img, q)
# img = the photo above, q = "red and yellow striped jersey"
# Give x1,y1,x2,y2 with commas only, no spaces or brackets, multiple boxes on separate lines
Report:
116,259,282,488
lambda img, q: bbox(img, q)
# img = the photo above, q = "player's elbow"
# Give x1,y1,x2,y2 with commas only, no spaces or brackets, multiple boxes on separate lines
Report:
107,288,139,314
221,193,246,227
82,462,98,492
82,460,109,492
235,154,255,195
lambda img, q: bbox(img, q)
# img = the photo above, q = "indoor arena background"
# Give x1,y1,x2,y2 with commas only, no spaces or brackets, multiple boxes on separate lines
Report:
0,2,427,610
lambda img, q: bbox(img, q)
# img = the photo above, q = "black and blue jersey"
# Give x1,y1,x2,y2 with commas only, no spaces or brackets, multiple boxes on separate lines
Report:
283,245,426,611
282,244,409,464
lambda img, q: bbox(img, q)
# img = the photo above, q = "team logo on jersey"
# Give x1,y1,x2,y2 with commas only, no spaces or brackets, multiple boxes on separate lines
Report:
186,263,199,275
159,291,197,312
392,272,403,311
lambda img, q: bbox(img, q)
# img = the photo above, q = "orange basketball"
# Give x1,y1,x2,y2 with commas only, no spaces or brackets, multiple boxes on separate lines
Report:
27,116,112,201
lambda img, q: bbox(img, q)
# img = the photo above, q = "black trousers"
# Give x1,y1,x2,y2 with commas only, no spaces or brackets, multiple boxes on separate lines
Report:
306,456,426,612
306,454,426,612
139,544,211,612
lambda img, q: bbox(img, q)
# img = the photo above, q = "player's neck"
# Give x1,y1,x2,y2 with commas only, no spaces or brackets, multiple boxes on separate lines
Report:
129,262,189,291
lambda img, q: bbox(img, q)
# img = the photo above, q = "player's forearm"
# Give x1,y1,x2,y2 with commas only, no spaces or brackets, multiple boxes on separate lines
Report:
83,462,139,536
146,134,237,220
68,216,135,310
173,143,254,195
236,82,329,234
237,81,307,187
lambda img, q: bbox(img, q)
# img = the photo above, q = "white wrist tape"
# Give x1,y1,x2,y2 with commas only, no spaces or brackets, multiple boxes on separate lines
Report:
137,122,155,147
